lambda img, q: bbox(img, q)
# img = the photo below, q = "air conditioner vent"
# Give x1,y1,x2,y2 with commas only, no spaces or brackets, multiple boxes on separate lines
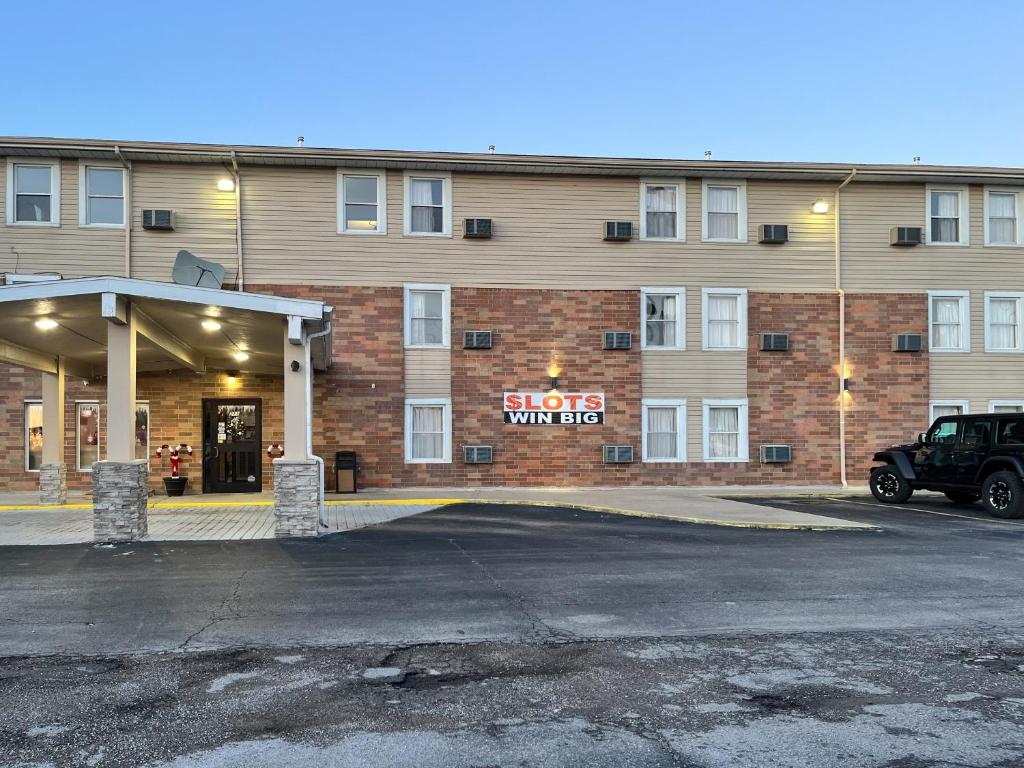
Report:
893,333,924,352
890,226,923,246
463,445,494,464
604,445,634,464
464,330,493,349
603,331,632,350
758,224,789,244
142,209,175,231
604,221,633,241
463,218,493,238
760,444,792,464
761,333,790,352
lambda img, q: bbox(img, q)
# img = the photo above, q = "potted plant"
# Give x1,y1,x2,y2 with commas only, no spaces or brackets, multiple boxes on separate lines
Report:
155,444,194,496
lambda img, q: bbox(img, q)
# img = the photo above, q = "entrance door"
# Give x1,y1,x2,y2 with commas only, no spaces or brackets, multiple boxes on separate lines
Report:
202,399,262,493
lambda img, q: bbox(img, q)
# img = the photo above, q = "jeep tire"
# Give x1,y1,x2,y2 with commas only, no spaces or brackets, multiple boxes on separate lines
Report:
982,471,1024,519
870,465,913,504
944,490,980,505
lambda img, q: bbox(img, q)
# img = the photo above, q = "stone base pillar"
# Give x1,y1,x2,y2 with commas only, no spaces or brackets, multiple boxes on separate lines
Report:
39,464,67,506
93,460,150,542
274,459,321,538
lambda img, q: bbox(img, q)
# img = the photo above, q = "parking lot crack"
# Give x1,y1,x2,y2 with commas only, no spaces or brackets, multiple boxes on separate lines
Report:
178,569,248,650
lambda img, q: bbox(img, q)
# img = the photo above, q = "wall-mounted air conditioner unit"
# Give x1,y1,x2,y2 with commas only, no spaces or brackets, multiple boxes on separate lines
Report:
758,224,789,244
604,221,633,241
890,226,923,246
142,209,175,231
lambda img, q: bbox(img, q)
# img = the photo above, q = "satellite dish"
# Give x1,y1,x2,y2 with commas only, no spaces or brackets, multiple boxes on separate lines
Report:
172,250,225,290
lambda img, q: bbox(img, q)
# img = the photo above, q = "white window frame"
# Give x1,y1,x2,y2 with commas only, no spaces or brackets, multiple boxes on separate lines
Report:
6,158,60,226
641,399,687,463
24,400,42,472
403,283,451,349
701,179,747,243
78,163,126,228
701,288,748,351
927,290,971,353
983,188,1023,247
76,400,101,473
640,287,686,350
337,169,387,235
404,398,452,464
925,185,969,246
930,400,969,422
984,291,1024,353
702,399,749,462
134,401,150,463
639,179,685,241
403,171,452,237
988,400,1024,413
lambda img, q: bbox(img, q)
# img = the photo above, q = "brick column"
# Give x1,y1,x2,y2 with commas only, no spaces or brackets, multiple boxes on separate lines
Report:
273,459,320,537
93,460,149,542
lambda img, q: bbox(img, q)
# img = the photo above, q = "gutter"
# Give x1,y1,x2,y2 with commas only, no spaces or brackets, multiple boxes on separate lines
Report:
231,151,243,290
835,169,857,488
113,145,132,278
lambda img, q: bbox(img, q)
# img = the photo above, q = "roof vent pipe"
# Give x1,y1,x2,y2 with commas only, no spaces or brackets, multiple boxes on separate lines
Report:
296,136,304,147
488,144,496,154
704,149,712,160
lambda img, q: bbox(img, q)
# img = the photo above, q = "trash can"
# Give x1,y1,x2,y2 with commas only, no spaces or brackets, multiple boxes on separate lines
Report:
334,451,358,494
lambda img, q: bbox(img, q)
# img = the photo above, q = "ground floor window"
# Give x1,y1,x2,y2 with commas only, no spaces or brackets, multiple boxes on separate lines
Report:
930,400,969,422
405,398,452,463
135,402,150,461
703,399,749,462
642,400,686,462
76,402,100,472
25,401,42,471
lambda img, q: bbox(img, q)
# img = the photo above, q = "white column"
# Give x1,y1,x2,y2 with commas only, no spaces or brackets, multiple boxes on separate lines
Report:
106,303,137,462
282,319,310,460
40,358,65,466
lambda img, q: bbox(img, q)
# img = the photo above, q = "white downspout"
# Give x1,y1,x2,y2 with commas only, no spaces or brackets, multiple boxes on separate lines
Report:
305,317,332,527
114,145,132,278
231,151,244,291
835,169,857,488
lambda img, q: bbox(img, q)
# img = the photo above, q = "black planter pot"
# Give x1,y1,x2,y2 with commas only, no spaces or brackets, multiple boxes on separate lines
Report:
163,477,188,497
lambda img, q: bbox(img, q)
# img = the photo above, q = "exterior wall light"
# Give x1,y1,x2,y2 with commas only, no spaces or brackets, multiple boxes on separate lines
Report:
548,376,559,391
34,318,58,330
811,198,830,214
217,178,236,192
843,377,850,391
201,319,222,332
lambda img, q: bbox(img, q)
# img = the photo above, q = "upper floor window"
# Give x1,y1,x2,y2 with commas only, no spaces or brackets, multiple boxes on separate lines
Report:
928,290,970,352
985,189,1021,246
640,180,684,240
642,399,686,462
338,170,386,234
985,292,1024,352
80,165,125,227
702,288,748,350
926,186,968,245
403,283,451,348
404,173,451,236
703,399,749,462
641,287,685,350
702,180,746,242
6,159,60,225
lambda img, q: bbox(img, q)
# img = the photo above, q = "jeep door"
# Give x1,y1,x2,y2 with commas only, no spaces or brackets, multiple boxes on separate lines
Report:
951,418,994,485
914,418,960,484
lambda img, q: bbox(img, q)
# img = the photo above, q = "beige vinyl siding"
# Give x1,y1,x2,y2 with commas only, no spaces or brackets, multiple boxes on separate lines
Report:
131,163,238,284
240,168,837,290
0,158,125,277
930,287,1024,413
404,348,451,397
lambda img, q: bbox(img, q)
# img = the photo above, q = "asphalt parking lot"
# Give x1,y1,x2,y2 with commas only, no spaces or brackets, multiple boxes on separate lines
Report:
3,499,1024,767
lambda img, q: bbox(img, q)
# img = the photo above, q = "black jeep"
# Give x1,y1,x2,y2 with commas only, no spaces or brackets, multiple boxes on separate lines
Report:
870,413,1024,518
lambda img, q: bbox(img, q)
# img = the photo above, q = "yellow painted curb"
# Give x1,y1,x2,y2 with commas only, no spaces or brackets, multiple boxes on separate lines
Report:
0,503,92,511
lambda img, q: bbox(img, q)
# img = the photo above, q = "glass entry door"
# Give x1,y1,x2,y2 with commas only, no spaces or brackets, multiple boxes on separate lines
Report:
202,399,262,493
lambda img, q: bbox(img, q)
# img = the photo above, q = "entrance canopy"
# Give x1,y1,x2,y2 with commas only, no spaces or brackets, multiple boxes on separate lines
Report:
0,276,332,377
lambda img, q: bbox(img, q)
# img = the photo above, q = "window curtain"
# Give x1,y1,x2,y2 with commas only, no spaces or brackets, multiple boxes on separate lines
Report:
931,191,959,242
646,186,676,238
933,405,962,418
412,406,443,459
645,294,676,346
932,298,962,348
708,295,739,347
990,298,1018,349
410,291,443,344
647,407,677,458
989,193,1016,244
709,407,739,458
707,186,738,239
411,179,442,232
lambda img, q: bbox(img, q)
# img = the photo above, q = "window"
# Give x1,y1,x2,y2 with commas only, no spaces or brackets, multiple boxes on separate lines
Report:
926,186,968,245
702,180,746,242
989,401,1024,414
404,172,452,236
77,402,100,472
928,419,959,445
985,292,1024,352
641,288,685,349
640,180,684,240
703,399,749,462
642,400,686,462
930,400,969,422
25,401,43,471
405,398,452,463
79,164,125,226
702,288,748,350
985,189,1022,246
403,283,451,348
337,170,386,234
6,159,60,225
928,291,970,352
135,402,150,461
997,417,1024,444
961,420,992,449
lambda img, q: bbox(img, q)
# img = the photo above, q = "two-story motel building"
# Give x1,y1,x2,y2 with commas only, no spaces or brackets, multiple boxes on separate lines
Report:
1,136,1023,535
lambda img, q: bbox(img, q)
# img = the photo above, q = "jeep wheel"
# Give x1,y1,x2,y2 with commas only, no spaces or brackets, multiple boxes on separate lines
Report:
944,491,980,505
870,465,913,504
982,471,1024,519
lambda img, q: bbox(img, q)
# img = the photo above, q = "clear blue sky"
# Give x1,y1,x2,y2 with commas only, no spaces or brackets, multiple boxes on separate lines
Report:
6,0,1023,166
